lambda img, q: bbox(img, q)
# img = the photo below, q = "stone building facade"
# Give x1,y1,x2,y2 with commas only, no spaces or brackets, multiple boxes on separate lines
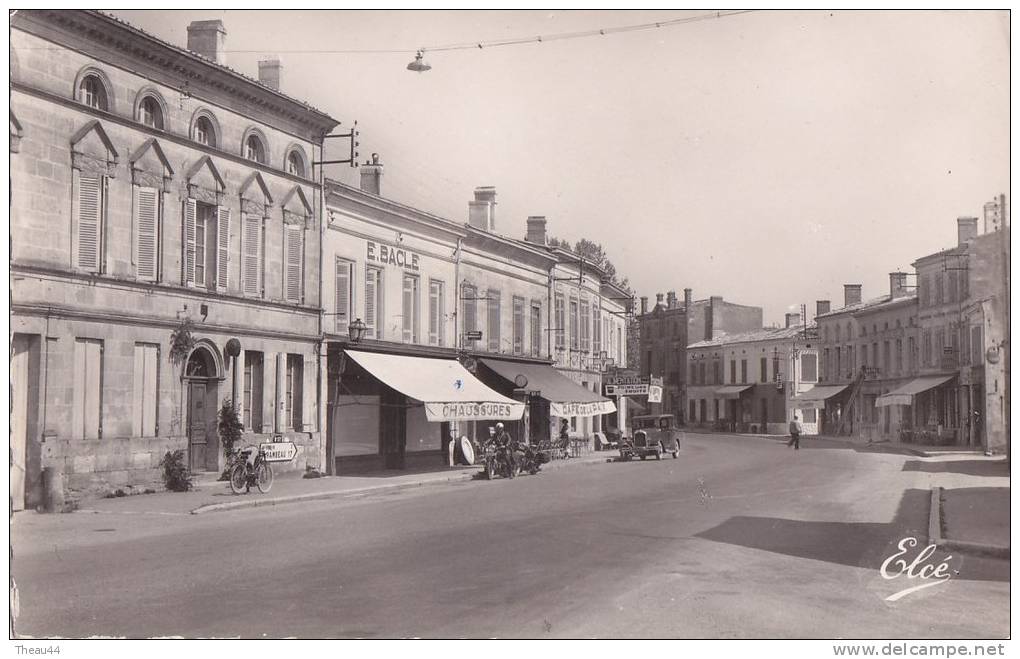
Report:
637,291,762,423
9,10,339,507
322,169,629,473
686,318,819,435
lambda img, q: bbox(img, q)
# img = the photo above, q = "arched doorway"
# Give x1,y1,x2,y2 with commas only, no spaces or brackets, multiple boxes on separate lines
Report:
185,344,222,472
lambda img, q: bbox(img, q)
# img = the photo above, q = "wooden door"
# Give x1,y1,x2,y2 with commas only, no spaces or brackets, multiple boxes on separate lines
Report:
188,382,208,472
11,338,29,511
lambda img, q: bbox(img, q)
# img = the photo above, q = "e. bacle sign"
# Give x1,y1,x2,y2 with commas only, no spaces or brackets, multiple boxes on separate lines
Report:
367,240,420,271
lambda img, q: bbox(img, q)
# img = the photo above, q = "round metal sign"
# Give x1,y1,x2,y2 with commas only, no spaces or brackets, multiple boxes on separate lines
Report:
459,437,475,466
514,374,528,388
986,346,1000,364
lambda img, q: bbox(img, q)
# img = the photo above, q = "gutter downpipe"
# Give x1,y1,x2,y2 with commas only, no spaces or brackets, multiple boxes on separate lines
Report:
454,237,463,351
317,136,330,475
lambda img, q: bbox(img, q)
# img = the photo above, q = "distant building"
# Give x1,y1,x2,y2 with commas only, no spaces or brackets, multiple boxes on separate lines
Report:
687,314,819,434
815,279,919,440
636,291,762,423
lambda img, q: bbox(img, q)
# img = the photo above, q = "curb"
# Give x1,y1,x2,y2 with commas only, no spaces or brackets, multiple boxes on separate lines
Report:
927,485,1010,559
191,453,611,515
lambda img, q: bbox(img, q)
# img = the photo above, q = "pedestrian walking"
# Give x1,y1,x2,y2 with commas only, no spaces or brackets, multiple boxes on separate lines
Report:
787,413,803,450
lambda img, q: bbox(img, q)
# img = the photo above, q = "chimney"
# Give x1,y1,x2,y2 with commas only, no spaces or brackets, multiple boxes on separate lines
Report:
468,186,496,231
359,153,383,196
655,293,665,310
816,300,831,318
640,296,648,315
525,216,547,245
666,291,677,309
187,20,227,65
684,288,693,311
889,272,909,299
957,216,978,246
258,58,283,91
785,313,801,328
843,284,862,307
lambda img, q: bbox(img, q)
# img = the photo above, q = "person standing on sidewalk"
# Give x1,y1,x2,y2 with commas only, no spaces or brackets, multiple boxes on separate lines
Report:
787,413,804,450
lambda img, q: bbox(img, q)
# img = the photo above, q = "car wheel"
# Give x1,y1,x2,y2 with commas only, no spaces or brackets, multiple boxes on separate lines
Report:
672,445,679,459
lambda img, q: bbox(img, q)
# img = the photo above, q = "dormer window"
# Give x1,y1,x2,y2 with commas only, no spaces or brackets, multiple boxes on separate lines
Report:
79,74,108,110
138,96,164,130
245,133,267,164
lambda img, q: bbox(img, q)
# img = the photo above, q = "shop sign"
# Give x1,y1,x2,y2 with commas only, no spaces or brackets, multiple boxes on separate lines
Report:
259,441,298,463
425,401,524,422
605,375,649,386
367,240,421,271
605,383,649,396
550,400,616,417
647,385,663,403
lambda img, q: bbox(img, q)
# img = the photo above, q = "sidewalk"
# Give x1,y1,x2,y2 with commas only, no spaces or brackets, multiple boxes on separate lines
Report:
683,427,985,458
71,451,612,516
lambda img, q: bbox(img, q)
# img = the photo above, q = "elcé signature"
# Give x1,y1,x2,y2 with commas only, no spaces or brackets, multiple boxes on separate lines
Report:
880,537,953,601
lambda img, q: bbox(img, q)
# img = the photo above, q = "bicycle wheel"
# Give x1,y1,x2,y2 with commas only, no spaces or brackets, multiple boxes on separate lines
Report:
252,463,273,493
255,462,274,493
229,464,247,495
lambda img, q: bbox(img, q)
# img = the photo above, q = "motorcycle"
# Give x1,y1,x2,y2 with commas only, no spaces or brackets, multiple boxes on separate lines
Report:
482,438,517,480
513,441,548,475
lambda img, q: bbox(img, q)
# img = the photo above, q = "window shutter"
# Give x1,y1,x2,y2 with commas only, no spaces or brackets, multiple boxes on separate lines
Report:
77,175,102,271
132,346,144,436
242,213,262,296
402,276,413,342
135,187,159,281
75,340,103,440
429,281,439,345
285,225,303,303
183,198,197,285
365,268,378,338
335,259,351,333
216,207,230,291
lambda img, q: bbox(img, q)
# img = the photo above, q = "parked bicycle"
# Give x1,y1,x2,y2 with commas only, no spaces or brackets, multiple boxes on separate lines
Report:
229,445,274,494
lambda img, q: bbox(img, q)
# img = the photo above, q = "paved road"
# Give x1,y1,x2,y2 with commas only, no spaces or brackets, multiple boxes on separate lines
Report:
12,434,1009,639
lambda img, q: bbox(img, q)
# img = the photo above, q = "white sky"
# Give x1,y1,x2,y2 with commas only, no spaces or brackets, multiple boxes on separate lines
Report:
111,9,1010,325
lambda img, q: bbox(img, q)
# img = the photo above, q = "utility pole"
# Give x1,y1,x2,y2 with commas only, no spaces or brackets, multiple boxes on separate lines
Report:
1000,193,1009,459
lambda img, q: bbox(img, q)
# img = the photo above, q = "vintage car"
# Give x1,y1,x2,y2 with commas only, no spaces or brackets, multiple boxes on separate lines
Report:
619,414,681,461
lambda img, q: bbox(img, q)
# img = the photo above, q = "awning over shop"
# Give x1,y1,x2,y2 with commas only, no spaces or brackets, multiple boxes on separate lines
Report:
792,384,850,409
715,385,754,399
345,350,525,422
479,359,616,417
876,375,955,408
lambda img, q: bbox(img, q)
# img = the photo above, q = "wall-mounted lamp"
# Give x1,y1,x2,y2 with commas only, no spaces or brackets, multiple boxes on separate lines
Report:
407,50,432,73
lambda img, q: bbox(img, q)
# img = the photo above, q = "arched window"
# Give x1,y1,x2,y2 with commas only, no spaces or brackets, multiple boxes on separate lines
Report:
78,74,109,110
243,131,267,164
190,109,219,148
138,95,164,130
194,116,214,146
286,149,306,177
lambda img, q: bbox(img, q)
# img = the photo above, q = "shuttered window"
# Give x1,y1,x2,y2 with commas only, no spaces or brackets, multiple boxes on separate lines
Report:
402,275,420,343
243,351,264,432
216,207,230,291
134,187,159,281
554,293,565,350
132,343,159,437
487,290,501,352
286,354,303,431
569,299,579,350
530,302,542,356
75,174,104,272
72,339,103,439
429,279,445,346
284,225,304,303
580,300,590,352
365,266,382,339
334,258,354,334
241,213,263,296
593,307,601,355
462,284,478,348
183,198,197,285
512,296,525,355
